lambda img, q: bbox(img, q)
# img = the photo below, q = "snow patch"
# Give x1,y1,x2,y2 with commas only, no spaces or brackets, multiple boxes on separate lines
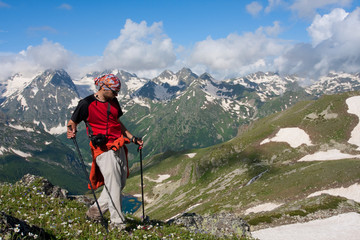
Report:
125,77,148,91
11,148,32,158
68,97,80,108
307,183,360,203
157,71,179,86
346,96,360,150
8,124,34,132
252,212,360,240
298,149,360,161
1,73,38,98
185,153,197,158
17,94,29,110
132,97,151,109
0,146,7,155
145,174,171,183
261,127,313,148
43,122,67,135
244,203,283,215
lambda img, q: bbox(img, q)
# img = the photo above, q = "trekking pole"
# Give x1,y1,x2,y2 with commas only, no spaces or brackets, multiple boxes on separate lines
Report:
138,146,147,222
69,127,109,233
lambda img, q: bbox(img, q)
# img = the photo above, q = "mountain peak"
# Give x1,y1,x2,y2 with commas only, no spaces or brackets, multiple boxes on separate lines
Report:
36,69,75,89
177,67,193,75
154,70,178,86
176,68,198,86
159,70,175,78
199,72,214,81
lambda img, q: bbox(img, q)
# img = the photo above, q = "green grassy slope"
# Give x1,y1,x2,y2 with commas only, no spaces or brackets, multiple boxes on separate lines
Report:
124,91,360,223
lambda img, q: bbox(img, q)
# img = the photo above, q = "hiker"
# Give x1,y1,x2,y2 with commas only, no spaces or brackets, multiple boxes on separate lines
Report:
66,74,143,230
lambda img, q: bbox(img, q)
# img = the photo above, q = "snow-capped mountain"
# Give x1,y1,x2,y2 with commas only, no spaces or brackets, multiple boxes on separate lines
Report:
0,69,149,135
1,67,360,191
72,69,149,99
130,70,308,121
132,68,198,100
0,69,79,134
0,72,41,103
0,111,88,193
1,67,359,161
306,72,360,97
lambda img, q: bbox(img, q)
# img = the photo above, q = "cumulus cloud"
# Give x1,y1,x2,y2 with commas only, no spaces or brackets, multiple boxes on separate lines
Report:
290,0,353,18
100,19,176,73
246,1,263,17
307,8,349,46
188,22,290,79
0,39,75,80
258,21,282,36
275,7,360,79
1,9,359,83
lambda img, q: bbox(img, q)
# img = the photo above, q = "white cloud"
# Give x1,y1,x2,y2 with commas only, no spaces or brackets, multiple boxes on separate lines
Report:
275,7,360,78
258,21,282,36
21,39,73,69
188,22,289,79
0,39,75,80
265,0,286,13
100,19,176,72
1,9,359,83
290,0,353,18
246,1,263,17
307,8,349,46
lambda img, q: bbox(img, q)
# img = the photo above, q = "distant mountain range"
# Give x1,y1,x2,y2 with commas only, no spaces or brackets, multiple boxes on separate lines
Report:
0,68,360,193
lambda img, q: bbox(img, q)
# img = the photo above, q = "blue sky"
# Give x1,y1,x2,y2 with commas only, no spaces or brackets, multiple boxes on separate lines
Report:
0,0,359,82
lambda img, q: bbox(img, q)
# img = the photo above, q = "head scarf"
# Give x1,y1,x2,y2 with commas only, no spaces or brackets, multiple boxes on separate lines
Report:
94,74,121,92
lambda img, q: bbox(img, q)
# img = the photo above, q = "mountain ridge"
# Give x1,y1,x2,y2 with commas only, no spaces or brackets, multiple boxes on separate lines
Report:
0,68,360,191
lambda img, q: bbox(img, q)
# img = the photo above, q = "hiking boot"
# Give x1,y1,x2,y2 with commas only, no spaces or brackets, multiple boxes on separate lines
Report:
109,222,127,231
86,206,103,222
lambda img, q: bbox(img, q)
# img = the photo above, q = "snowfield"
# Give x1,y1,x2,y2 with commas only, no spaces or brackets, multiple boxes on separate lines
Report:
260,127,313,148
252,212,360,240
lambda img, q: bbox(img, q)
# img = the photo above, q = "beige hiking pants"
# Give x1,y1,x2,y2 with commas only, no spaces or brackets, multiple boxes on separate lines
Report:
94,147,127,224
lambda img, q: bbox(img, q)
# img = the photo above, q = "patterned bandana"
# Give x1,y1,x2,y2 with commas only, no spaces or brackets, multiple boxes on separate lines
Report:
94,74,121,92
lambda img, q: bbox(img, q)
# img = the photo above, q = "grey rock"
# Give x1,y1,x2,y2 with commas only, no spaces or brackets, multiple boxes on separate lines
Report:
168,212,251,238
0,211,54,240
20,173,68,199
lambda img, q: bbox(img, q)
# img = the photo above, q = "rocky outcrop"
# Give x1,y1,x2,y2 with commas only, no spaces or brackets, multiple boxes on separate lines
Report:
0,174,93,239
19,173,68,199
0,211,54,240
0,174,70,239
167,212,252,238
